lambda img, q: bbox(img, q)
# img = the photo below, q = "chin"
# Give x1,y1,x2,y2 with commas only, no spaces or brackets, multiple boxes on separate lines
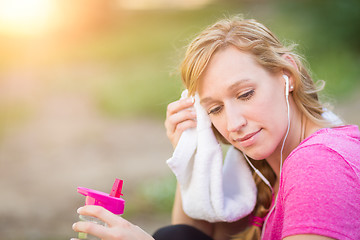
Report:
241,147,272,161
248,154,266,161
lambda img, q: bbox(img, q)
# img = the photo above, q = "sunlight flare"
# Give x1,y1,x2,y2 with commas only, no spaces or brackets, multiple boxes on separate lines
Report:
0,0,56,36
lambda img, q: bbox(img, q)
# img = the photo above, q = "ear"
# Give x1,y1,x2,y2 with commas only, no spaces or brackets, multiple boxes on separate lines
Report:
282,54,299,71
281,54,298,92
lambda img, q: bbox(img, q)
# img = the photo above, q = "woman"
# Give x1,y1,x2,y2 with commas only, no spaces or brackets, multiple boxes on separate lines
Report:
72,16,360,240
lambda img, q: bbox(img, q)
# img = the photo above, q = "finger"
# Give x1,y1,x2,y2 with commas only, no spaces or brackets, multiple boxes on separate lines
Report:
77,205,122,227
165,108,196,134
168,119,197,148
165,114,196,148
72,220,112,239
166,98,194,118
173,118,197,135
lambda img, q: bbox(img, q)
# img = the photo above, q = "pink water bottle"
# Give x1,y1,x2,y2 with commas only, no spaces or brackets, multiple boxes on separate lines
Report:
77,178,125,240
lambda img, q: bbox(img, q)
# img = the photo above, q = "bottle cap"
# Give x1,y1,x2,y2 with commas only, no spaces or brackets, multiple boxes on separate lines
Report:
77,178,125,214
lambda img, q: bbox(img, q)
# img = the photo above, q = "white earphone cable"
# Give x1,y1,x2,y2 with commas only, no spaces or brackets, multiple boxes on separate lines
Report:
260,78,291,239
243,153,273,193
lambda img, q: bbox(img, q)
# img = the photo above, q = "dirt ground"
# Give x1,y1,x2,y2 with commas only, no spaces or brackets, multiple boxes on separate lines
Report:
0,92,174,240
0,89,359,240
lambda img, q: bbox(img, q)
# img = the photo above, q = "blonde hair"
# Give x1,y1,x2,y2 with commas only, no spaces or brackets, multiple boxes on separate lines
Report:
180,16,333,239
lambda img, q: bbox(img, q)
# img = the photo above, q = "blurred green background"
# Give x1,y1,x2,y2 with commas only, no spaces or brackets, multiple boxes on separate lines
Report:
0,0,359,239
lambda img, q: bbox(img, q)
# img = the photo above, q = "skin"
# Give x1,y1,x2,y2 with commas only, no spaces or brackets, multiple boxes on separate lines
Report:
72,205,154,240
197,47,301,178
72,46,332,240
166,46,331,240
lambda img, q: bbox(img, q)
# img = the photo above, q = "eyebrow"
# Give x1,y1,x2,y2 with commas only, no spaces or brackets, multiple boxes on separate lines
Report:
200,78,250,105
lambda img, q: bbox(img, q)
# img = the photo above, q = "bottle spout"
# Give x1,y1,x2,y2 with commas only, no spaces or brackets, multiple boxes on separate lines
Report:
110,178,123,198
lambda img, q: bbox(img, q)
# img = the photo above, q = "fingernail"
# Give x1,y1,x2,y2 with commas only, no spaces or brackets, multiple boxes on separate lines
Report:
77,207,83,214
72,223,76,229
190,96,195,103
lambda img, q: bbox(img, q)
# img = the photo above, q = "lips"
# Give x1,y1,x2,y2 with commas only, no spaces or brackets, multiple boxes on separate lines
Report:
234,129,261,147
236,129,261,142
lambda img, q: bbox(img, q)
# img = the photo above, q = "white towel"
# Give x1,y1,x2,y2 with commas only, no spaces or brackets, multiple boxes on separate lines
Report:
322,108,343,126
166,90,257,223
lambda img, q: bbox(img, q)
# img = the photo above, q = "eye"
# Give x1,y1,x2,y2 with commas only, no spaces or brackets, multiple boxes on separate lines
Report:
208,105,222,115
237,89,255,101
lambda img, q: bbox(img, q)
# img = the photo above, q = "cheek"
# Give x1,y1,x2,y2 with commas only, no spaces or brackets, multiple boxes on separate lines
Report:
211,118,223,132
255,89,286,124
211,118,230,141
258,98,289,146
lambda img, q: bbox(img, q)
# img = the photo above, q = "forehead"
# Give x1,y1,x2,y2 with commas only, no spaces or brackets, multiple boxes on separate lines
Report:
197,46,264,95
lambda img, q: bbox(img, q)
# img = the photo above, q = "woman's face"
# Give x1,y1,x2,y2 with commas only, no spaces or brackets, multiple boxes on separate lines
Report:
198,46,289,160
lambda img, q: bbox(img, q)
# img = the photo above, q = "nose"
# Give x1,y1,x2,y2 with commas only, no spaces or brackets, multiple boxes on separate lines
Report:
225,103,247,132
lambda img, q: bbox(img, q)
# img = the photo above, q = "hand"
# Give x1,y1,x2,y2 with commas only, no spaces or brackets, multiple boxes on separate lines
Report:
72,205,154,240
164,97,197,148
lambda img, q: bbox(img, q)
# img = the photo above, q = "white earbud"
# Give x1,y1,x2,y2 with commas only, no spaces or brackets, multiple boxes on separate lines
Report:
283,74,289,97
